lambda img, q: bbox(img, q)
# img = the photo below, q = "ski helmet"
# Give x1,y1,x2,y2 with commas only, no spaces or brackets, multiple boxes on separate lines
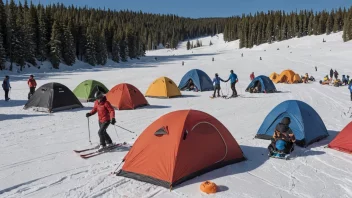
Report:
94,91,104,100
215,73,218,77
230,70,233,73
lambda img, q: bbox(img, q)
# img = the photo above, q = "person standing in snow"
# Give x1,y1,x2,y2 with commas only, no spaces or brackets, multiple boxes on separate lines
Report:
268,117,296,155
2,75,11,101
315,66,317,71
334,70,338,80
330,69,333,80
27,75,37,99
86,91,116,150
250,72,255,81
349,81,352,101
212,73,226,98
226,70,238,97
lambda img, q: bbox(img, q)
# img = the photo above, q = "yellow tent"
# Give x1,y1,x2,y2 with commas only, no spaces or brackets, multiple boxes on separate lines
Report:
145,77,181,98
276,70,296,84
293,74,301,83
269,72,279,82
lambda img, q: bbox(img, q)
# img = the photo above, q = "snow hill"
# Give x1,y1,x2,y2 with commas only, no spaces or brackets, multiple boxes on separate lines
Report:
1,32,352,198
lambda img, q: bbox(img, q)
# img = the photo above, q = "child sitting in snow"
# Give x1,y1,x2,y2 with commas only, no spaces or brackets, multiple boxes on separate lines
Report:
268,117,296,155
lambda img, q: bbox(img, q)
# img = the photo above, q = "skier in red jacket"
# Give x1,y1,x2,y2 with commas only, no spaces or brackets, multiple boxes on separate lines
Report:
27,75,37,99
86,91,116,150
250,72,255,81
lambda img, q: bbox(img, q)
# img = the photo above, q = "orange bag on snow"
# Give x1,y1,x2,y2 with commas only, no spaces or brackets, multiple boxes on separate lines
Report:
200,181,217,194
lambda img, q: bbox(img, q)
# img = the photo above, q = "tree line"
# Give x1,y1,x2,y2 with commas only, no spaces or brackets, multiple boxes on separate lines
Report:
223,7,352,48
0,0,225,70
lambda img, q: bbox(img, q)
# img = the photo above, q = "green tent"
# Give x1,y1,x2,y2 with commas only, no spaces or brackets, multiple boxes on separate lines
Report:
73,80,109,102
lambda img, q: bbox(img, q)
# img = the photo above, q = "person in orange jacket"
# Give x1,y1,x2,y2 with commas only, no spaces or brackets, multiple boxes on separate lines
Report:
27,75,37,99
250,72,255,81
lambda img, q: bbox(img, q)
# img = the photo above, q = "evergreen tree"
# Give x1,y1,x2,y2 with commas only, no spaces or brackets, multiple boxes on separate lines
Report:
62,25,75,65
85,27,96,66
119,33,128,62
23,0,36,65
111,31,120,63
326,11,334,35
95,31,108,65
14,2,26,70
37,6,47,62
186,40,191,50
125,26,136,59
0,33,5,69
0,0,7,52
49,21,62,69
7,0,17,70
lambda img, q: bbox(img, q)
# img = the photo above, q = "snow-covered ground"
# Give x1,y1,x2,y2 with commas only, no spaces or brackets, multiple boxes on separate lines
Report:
1,32,352,198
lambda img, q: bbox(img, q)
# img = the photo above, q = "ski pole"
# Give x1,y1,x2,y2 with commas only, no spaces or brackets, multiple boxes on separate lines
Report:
115,125,135,134
87,117,92,144
113,125,120,140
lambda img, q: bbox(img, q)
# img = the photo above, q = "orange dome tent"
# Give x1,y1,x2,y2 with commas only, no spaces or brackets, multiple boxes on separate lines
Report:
276,70,296,84
269,72,279,82
328,122,352,154
145,76,181,98
106,83,148,110
116,110,246,188
293,74,301,83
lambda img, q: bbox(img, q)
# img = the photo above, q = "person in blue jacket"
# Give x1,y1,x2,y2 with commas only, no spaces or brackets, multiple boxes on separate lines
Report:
212,73,225,97
2,75,11,101
226,70,238,97
349,80,352,101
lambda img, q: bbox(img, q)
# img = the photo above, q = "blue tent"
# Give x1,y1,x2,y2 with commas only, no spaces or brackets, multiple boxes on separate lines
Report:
178,69,213,91
256,100,328,147
246,75,276,93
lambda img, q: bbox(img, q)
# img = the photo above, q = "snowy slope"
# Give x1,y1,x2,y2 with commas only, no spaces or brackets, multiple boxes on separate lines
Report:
1,32,352,198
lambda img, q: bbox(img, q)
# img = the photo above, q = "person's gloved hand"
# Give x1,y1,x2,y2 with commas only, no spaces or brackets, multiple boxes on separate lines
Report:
86,113,91,117
111,118,116,125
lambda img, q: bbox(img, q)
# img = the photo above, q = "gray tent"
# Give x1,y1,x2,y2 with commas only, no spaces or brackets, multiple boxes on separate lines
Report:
24,82,83,113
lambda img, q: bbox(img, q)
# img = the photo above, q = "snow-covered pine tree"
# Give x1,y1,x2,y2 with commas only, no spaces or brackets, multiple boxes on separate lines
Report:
111,31,120,63
85,27,97,66
0,33,5,69
23,0,36,66
49,21,62,69
95,31,108,65
37,6,47,62
7,0,18,71
14,2,26,70
62,25,76,66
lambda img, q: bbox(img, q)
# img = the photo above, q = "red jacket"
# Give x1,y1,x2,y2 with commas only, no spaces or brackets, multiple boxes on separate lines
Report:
28,79,37,88
250,73,255,81
90,97,115,123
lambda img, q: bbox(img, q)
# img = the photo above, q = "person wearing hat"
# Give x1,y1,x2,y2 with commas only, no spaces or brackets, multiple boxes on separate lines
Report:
86,91,116,150
27,75,37,99
268,117,296,155
2,75,11,101
212,73,226,98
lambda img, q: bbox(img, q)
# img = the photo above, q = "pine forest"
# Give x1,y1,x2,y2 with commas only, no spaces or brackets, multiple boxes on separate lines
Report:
0,0,351,71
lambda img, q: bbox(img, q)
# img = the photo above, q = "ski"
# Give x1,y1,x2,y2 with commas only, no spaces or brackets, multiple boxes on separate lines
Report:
79,142,131,159
73,145,100,153
268,152,290,160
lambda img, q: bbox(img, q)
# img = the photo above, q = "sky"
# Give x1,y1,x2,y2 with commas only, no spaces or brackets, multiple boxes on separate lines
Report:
23,0,352,18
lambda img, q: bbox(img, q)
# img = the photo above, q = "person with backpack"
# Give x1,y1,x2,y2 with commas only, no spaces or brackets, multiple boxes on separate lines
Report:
226,70,238,97
334,70,339,80
268,117,296,155
86,91,116,151
212,73,226,98
2,75,11,101
27,75,37,99
330,69,333,80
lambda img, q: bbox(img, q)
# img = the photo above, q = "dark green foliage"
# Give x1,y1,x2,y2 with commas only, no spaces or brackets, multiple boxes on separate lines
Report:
0,33,5,69
49,21,62,69
111,31,120,63
224,7,352,48
37,6,47,62
62,25,76,65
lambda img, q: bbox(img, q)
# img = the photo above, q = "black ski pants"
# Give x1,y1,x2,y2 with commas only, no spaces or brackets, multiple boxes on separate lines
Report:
231,82,238,96
28,87,35,99
350,92,352,101
4,89,9,100
213,84,220,97
98,122,113,146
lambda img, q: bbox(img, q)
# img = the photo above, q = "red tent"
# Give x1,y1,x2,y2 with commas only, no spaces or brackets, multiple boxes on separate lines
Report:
106,83,148,110
116,109,245,188
328,122,352,154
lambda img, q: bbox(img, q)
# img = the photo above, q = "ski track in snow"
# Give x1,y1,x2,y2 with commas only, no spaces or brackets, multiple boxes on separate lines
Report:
1,32,352,198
